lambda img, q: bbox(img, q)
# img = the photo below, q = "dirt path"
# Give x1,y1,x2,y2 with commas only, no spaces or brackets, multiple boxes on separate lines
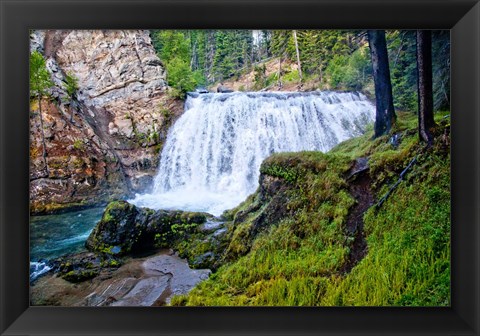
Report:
340,158,374,274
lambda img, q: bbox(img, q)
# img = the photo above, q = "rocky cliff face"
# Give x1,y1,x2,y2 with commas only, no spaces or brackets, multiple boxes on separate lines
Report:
30,30,183,214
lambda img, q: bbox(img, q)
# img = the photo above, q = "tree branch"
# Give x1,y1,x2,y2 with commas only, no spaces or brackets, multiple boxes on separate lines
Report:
375,156,417,209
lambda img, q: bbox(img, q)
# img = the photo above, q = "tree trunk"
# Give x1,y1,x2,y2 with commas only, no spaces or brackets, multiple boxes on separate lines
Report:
293,30,303,82
416,30,435,145
38,96,49,176
368,30,396,138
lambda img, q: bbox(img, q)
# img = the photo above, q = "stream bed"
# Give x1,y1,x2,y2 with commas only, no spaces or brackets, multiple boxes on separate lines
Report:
30,206,105,281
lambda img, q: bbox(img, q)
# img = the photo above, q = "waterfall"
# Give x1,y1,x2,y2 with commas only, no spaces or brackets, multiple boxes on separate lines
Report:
131,91,375,216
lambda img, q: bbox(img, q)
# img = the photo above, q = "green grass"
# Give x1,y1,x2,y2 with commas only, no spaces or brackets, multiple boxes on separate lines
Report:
170,111,451,306
320,145,450,306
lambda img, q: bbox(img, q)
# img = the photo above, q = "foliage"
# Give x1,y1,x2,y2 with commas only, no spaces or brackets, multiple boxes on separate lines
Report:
213,30,253,81
63,72,79,99
150,29,449,100
72,139,84,150
325,46,372,91
386,31,418,112
151,30,205,97
165,57,198,95
30,51,53,98
386,30,450,112
170,112,450,306
323,118,450,305
253,64,267,90
431,30,450,111
287,29,357,89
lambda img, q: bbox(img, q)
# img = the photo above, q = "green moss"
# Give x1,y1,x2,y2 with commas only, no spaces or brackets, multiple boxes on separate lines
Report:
170,111,450,307
100,259,121,268
260,163,299,183
160,107,173,121
47,156,69,169
62,269,99,283
71,157,85,169
102,200,132,222
30,200,89,215
174,234,216,265
73,139,84,150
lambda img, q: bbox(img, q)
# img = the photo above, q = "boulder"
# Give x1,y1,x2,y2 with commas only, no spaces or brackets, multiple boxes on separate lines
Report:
195,87,209,94
52,251,120,283
85,200,211,255
216,85,233,93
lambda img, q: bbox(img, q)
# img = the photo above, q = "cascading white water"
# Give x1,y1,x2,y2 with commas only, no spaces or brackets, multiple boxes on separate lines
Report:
131,91,375,216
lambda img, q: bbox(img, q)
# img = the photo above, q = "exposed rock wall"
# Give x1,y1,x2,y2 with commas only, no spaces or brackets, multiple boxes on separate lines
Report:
30,30,183,213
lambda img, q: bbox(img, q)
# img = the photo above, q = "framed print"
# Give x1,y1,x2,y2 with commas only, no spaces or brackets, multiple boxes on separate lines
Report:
1,0,479,335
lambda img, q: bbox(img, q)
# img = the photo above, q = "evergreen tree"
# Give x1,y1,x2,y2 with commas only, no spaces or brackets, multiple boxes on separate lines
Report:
432,30,450,111
151,30,206,96
271,30,291,87
63,72,79,122
30,51,53,175
212,30,253,81
387,30,418,112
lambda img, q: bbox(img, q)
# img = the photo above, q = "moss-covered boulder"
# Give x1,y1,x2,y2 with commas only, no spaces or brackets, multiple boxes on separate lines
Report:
85,200,211,255
51,251,119,283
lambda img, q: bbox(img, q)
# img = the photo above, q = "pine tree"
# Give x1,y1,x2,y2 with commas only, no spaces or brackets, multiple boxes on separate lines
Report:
271,30,291,87
387,30,418,112
63,72,79,122
432,30,450,110
30,51,53,176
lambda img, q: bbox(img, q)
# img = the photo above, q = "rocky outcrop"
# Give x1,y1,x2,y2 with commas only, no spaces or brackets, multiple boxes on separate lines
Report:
29,99,129,213
82,200,228,272
30,30,184,213
85,201,212,255
30,250,211,306
223,172,293,260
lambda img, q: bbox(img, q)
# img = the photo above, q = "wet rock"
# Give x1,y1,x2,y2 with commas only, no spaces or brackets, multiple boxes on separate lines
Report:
389,133,401,149
347,157,370,180
191,252,216,269
85,200,210,255
110,276,171,306
196,87,209,94
217,85,233,93
53,251,121,284
142,254,211,303
198,220,225,233
31,251,211,306
82,277,138,306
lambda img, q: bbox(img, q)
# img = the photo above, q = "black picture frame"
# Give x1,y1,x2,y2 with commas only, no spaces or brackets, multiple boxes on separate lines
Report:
1,0,479,335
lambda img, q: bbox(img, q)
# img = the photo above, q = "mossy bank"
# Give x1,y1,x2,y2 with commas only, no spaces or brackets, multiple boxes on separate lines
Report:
170,111,450,306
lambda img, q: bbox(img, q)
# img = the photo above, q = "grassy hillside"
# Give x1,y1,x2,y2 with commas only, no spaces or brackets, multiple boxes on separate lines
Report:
170,111,450,306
